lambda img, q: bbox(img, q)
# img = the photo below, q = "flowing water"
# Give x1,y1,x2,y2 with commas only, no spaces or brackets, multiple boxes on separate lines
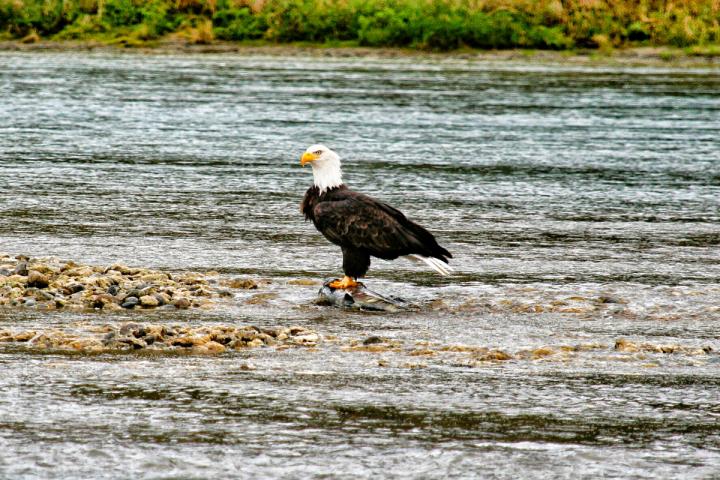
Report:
0,51,719,479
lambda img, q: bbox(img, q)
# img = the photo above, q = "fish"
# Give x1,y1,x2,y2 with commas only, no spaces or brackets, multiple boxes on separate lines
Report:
317,278,413,312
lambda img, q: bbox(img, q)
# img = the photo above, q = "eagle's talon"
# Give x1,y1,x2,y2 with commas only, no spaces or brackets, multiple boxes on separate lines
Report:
328,276,359,290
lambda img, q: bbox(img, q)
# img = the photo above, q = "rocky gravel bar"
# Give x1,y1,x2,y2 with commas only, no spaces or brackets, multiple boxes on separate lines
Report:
0,322,320,354
0,253,259,312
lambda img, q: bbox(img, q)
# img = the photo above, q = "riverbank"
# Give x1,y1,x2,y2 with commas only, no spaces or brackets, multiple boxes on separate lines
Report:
2,39,720,67
2,0,719,52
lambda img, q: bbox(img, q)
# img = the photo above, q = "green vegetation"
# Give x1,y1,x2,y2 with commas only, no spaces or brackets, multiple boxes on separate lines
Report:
1,0,719,51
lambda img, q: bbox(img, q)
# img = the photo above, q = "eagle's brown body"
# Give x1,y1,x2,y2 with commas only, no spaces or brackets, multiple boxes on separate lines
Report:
301,184,452,278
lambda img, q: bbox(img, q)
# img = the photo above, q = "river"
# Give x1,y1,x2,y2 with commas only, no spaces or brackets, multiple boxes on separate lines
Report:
0,51,719,479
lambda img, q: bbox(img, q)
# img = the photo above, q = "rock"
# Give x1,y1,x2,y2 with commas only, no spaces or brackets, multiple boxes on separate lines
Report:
288,279,319,286
171,336,204,348
33,289,55,301
12,331,36,342
92,294,116,309
119,323,141,335
139,295,159,307
139,273,169,282
121,296,139,309
153,293,168,305
363,336,386,345
245,292,277,305
228,278,258,289
13,262,28,276
68,284,85,294
24,298,37,307
172,298,191,309
107,285,119,295
472,350,513,361
615,339,639,352
597,295,624,304
531,347,555,359
194,341,225,354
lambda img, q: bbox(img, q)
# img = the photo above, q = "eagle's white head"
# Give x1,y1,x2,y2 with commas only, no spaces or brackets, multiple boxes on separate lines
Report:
300,144,343,193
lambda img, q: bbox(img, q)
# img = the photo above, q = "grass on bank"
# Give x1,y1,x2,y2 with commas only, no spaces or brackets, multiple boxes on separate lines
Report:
1,0,719,52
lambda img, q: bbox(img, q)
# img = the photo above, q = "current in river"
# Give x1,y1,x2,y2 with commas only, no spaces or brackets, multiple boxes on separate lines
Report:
0,51,719,479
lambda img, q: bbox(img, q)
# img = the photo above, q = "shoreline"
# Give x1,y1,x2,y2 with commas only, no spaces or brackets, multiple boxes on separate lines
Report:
2,40,720,67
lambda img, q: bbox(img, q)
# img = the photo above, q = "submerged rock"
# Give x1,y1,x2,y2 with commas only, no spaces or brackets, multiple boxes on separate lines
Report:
0,322,321,354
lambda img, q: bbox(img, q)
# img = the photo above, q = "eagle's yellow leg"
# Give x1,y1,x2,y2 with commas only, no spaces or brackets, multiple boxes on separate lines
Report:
328,276,359,289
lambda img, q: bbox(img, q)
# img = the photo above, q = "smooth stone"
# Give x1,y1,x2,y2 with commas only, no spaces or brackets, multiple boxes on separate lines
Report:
139,295,159,307
172,298,191,309
153,293,168,306
228,278,258,289
13,262,28,276
24,298,37,307
121,296,139,309
119,322,140,335
35,290,55,301
27,271,50,289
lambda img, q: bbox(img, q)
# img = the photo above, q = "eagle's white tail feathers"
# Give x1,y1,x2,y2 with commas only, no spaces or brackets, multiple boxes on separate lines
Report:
406,254,454,276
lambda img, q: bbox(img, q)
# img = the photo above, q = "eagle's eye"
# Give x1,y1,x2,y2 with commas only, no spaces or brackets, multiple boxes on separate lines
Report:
314,150,323,155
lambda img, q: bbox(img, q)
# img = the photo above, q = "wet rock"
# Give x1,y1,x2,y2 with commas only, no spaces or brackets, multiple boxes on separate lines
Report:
596,295,625,304
363,336,386,345
227,278,258,289
288,279,319,286
13,262,28,276
172,298,191,309
33,289,55,301
1,321,321,354
139,273,169,282
121,296,139,309
170,336,204,348
408,349,436,357
139,295,159,307
154,293,169,306
119,323,141,336
92,294,117,309
245,292,277,305
13,331,36,342
194,341,226,354
66,284,85,294
118,336,146,349
471,350,513,362
531,347,555,359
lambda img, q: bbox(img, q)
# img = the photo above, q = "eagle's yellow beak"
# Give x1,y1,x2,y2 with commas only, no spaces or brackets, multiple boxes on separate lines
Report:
300,152,318,166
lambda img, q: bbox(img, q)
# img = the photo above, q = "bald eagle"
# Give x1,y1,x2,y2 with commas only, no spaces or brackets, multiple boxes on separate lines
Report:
300,144,452,289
